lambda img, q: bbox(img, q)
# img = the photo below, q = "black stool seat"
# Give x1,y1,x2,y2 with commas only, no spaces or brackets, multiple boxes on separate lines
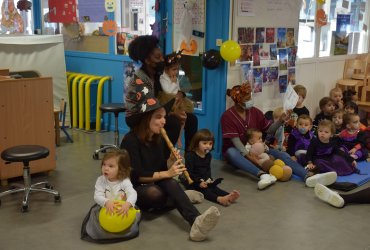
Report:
99,103,126,116
1,145,49,163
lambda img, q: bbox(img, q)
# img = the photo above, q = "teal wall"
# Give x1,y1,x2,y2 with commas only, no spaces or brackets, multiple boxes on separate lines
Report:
65,0,230,159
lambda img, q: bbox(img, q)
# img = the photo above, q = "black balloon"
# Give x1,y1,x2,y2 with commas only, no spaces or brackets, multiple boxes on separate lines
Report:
202,49,222,70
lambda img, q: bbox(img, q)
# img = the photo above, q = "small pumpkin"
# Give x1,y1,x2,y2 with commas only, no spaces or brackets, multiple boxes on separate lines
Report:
102,20,117,36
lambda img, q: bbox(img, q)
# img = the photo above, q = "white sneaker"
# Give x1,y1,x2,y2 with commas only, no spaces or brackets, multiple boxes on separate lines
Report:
305,172,337,188
190,206,220,241
258,174,276,190
314,183,345,208
184,190,204,204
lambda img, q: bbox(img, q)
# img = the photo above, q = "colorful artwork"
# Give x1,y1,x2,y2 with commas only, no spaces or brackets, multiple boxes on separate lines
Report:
240,63,254,84
48,0,77,23
253,68,263,93
252,44,260,66
270,44,277,60
238,27,248,44
278,48,288,70
263,67,278,85
259,44,270,60
256,27,265,43
288,46,297,67
334,14,350,55
240,44,253,61
286,28,295,47
279,75,288,93
266,28,275,43
277,28,287,48
288,68,296,85
245,27,255,43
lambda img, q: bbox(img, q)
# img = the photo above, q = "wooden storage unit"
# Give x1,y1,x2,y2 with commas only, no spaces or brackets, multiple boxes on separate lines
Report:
0,77,56,186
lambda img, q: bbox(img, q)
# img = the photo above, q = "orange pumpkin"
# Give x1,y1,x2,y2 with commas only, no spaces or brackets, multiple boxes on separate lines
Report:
180,39,198,55
316,9,327,27
102,20,117,36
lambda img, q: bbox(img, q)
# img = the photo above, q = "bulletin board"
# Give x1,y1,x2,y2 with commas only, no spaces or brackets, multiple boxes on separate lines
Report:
173,0,205,55
228,0,301,109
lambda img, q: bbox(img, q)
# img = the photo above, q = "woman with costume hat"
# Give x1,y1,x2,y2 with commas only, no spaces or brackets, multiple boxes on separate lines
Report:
120,84,220,242
220,82,338,189
124,35,198,155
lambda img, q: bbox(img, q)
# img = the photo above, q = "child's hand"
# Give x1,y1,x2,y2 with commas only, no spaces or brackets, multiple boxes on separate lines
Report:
352,161,357,168
105,200,115,215
200,181,208,188
115,201,132,217
305,163,316,170
349,148,357,155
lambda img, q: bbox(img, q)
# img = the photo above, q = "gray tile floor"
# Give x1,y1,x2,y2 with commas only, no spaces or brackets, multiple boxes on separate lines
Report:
1,130,370,250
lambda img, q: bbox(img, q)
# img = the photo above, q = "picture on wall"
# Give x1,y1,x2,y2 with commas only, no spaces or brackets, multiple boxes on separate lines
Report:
288,46,297,67
266,28,275,43
238,27,248,43
334,14,350,55
288,68,296,85
259,44,270,60
263,67,278,85
245,27,255,43
278,48,288,70
173,0,206,55
256,27,265,43
240,63,254,84
252,44,260,66
277,28,287,48
279,75,288,93
240,44,253,61
270,44,277,60
286,28,295,47
253,68,263,93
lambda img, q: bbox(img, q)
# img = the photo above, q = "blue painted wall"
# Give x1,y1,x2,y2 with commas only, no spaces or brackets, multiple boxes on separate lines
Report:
65,0,230,159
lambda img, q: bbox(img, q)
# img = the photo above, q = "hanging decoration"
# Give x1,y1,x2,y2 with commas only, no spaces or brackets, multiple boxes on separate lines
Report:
16,0,32,12
48,0,77,23
202,49,222,70
220,40,241,62
105,0,116,12
316,8,327,27
102,19,117,36
317,0,326,4
0,0,24,33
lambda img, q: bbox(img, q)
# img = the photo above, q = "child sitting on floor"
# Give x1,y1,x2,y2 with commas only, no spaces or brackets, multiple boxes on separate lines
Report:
332,109,345,135
313,97,336,128
183,129,240,206
329,87,344,110
287,114,314,166
339,113,368,161
306,120,358,176
293,84,310,117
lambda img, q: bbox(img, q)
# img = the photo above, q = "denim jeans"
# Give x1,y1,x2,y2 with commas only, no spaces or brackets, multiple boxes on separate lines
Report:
225,147,261,177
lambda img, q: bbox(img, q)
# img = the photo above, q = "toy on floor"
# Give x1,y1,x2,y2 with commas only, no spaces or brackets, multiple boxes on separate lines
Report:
269,159,292,182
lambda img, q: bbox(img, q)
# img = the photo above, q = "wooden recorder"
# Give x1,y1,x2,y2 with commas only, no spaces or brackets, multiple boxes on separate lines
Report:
160,128,194,185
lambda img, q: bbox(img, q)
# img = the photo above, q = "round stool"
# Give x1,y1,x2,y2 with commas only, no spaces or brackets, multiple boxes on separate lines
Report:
0,145,61,212
93,103,126,160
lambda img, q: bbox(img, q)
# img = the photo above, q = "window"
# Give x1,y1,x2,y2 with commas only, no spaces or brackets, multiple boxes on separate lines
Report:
0,0,34,34
297,0,368,58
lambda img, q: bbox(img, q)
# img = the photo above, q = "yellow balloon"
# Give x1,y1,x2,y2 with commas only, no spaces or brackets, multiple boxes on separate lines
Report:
99,200,139,233
274,159,285,167
269,165,284,180
220,40,241,62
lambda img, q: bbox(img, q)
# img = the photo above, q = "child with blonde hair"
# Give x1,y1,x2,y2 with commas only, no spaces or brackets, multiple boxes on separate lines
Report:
184,129,240,206
306,120,358,176
329,87,344,109
293,84,310,117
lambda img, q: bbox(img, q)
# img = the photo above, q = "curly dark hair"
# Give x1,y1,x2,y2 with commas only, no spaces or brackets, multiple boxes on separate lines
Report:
128,35,160,63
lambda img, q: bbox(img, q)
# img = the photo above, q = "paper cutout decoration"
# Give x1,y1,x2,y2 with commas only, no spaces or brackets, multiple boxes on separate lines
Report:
316,9,327,27
105,0,116,12
48,0,77,23
317,0,326,4
102,20,117,36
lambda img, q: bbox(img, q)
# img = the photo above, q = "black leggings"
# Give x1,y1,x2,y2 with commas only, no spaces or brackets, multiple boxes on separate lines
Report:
193,186,229,204
341,187,370,205
135,178,200,225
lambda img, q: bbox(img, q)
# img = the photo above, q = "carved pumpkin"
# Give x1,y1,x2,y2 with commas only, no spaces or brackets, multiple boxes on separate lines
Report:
316,9,327,27
102,20,117,36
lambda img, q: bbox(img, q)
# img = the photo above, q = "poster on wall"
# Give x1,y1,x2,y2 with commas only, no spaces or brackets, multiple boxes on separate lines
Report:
334,14,350,55
240,63,254,84
78,0,106,22
237,0,255,16
173,0,205,56
48,0,77,23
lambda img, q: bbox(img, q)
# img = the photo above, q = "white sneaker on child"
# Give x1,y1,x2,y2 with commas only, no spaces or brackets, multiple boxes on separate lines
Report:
305,172,337,188
190,206,220,241
314,183,345,208
258,174,277,190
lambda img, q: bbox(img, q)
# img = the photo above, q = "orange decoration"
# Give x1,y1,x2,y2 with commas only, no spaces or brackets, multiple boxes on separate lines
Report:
102,20,117,36
136,92,142,100
147,98,156,105
135,79,144,84
316,9,327,27
180,39,198,55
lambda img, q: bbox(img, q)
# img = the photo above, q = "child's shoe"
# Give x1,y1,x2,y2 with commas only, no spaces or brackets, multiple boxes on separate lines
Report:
190,206,220,241
314,183,345,208
305,172,337,187
257,174,277,190
184,190,204,204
